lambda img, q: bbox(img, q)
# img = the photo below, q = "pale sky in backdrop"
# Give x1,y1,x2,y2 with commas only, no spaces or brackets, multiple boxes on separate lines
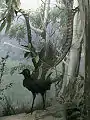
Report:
20,0,56,10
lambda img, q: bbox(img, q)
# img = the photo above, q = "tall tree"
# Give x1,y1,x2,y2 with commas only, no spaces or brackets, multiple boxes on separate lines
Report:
66,0,83,86
78,0,90,119
83,0,90,119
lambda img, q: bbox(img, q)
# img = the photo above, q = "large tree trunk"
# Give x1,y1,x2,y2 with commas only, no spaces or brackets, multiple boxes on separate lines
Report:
75,0,90,119
66,0,83,86
84,0,90,119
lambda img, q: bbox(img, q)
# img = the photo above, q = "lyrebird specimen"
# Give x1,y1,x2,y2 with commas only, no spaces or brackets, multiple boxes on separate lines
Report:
19,69,62,113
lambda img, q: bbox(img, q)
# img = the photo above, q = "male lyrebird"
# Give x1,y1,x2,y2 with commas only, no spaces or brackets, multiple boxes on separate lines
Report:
19,69,62,113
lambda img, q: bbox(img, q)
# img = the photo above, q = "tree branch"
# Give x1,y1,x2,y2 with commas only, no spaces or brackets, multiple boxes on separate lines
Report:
43,0,50,28
30,23,43,34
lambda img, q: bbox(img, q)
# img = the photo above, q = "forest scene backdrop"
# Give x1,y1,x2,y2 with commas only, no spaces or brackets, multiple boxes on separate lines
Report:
0,0,89,120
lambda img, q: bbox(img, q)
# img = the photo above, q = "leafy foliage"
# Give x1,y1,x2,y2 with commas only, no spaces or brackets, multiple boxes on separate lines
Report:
0,54,9,83
63,75,84,103
30,7,44,29
0,54,14,116
8,23,26,42
0,0,20,33
10,63,34,75
49,7,67,25
65,75,84,119
1,96,15,116
66,103,81,120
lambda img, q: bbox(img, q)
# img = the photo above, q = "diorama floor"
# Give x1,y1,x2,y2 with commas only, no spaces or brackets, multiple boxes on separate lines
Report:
0,103,66,120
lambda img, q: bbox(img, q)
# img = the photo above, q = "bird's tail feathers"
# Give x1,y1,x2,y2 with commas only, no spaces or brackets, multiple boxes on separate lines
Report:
51,75,63,83
45,72,53,81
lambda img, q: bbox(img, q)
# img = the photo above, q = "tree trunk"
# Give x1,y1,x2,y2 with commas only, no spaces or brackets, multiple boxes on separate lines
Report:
75,0,90,119
84,0,90,119
66,0,83,86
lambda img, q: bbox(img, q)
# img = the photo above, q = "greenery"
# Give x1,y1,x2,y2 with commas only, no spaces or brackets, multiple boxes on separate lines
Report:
8,23,26,42
0,0,84,119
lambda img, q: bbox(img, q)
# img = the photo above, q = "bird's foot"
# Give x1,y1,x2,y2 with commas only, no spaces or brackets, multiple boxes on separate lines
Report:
43,106,46,110
30,108,33,115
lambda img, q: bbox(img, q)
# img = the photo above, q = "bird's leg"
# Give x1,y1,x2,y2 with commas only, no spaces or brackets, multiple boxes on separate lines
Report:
31,93,36,114
44,92,46,102
41,93,46,110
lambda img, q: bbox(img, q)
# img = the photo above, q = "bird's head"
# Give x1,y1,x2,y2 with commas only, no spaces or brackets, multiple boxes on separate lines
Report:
19,69,30,77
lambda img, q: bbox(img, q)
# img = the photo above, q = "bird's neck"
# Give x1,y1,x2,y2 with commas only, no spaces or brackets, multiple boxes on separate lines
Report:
23,74,33,80
24,74,30,79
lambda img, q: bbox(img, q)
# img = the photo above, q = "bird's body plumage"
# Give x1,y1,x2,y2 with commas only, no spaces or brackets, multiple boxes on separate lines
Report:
19,69,61,114
23,77,51,94
19,69,53,114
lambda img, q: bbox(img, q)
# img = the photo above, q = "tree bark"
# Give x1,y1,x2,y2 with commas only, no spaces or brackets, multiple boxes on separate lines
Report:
78,0,90,119
66,0,83,86
84,0,90,119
